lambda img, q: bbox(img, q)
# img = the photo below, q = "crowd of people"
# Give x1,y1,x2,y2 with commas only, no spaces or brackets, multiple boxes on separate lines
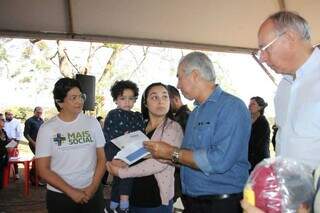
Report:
0,10,319,213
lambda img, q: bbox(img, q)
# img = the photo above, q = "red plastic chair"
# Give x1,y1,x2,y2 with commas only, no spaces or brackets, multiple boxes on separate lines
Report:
7,147,19,178
2,153,35,196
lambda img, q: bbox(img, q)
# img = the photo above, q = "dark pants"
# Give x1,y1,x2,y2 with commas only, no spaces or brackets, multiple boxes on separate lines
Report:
173,168,187,207
46,185,105,213
183,193,243,213
110,176,133,201
0,155,8,188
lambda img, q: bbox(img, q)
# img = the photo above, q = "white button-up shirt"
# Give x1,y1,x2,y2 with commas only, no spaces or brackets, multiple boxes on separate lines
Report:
4,118,23,141
275,47,320,169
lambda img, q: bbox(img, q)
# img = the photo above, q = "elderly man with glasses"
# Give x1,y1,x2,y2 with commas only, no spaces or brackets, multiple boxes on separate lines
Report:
257,11,320,170
242,10,319,213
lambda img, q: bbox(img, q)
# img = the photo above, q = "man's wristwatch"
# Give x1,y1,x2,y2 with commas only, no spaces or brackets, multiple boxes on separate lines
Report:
171,148,180,164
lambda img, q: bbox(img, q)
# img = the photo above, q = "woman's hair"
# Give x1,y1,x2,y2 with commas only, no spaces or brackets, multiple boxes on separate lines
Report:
53,77,83,112
251,96,268,115
110,80,139,101
141,82,174,121
141,82,175,138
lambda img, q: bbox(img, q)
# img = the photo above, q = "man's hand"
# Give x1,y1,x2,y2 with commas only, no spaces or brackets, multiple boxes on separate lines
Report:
143,141,174,160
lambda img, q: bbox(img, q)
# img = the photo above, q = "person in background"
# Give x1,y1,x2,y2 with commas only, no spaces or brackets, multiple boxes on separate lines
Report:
144,52,251,213
248,96,270,173
107,82,183,213
4,110,23,179
36,77,106,213
24,106,44,154
103,80,144,213
24,106,44,185
96,116,104,128
167,84,190,207
167,85,191,133
0,117,9,189
271,124,278,152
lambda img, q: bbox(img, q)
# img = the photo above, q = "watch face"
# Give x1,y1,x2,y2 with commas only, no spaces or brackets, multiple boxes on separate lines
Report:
171,149,180,164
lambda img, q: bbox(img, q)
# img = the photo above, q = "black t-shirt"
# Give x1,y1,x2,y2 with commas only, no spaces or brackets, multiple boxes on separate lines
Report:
130,129,162,207
0,129,9,162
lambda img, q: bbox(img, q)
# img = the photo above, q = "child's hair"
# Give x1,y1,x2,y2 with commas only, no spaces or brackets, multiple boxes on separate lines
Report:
110,80,139,101
53,77,83,112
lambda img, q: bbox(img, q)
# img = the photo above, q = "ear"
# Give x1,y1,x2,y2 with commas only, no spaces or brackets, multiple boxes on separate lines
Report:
285,29,298,43
191,69,201,81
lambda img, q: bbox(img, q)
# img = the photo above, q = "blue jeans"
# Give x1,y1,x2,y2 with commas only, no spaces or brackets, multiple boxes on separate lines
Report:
130,199,173,213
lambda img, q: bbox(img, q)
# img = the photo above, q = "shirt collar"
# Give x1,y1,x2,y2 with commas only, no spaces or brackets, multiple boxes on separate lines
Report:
203,84,222,104
296,47,320,80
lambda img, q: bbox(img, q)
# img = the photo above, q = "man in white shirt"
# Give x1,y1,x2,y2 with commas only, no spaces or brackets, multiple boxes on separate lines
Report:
257,11,320,170
4,110,23,179
241,10,319,213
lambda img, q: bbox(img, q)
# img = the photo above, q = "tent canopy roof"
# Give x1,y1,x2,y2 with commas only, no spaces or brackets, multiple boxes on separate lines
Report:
0,0,319,53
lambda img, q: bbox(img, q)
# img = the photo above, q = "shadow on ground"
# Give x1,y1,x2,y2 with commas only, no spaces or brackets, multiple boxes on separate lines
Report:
0,142,111,213
0,176,111,213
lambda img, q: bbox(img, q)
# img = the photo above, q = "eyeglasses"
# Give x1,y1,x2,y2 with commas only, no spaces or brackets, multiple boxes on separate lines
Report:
255,31,286,59
118,96,137,102
67,93,86,102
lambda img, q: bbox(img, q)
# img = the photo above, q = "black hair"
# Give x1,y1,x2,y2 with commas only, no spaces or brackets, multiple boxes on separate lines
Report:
53,77,83,112
96,116,103,122
141,82,174,121
33,106,42,112
110,80,139,101
167,85,181,99
251,96,268,115
141,82,175,138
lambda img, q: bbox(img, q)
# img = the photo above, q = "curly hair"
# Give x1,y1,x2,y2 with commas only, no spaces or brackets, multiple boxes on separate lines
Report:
110,80,139,101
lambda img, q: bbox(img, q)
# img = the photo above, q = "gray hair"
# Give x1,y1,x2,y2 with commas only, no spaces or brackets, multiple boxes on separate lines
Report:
268,11,311,41
179,52,216,82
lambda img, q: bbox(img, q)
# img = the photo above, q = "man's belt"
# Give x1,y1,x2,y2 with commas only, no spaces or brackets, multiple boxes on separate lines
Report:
186,192,243,201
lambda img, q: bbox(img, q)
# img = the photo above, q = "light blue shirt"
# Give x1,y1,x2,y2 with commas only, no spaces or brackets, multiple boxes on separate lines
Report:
275,47,320,169
181,86,251,196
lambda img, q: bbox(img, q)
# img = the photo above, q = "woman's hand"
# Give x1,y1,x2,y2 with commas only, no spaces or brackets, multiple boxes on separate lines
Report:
111,159,128,168
67,188,89,204
82,184,98,201
106,161,122,176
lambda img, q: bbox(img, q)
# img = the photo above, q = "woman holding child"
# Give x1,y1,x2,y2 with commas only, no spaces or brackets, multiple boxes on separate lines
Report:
107,82,183,213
